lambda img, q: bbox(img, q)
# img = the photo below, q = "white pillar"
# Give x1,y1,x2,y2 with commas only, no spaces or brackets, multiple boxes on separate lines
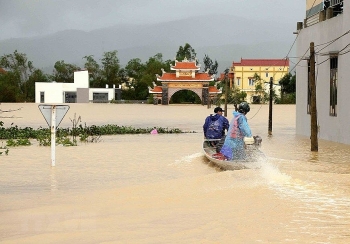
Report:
51,106,56,167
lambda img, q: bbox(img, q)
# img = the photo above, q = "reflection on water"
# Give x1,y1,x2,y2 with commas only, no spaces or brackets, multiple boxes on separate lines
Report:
1,104,350,243
50,168,57,192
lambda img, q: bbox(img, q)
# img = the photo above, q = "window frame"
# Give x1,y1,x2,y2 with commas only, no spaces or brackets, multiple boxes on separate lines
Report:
329,54,338,117
40,91,45,103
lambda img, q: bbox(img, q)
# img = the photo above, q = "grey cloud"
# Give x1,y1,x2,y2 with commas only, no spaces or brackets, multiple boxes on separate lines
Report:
0,0,305,40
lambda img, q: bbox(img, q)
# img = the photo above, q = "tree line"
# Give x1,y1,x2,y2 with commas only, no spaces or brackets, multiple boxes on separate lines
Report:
0,42,294,103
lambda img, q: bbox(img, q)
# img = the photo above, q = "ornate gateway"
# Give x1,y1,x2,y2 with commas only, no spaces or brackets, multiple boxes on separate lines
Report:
149,58,221,105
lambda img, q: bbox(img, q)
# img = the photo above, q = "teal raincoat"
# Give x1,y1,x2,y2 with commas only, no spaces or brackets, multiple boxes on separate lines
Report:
220,111,252,160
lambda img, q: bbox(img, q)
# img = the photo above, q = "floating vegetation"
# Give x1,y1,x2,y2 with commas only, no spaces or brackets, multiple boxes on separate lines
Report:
0,112,194,148
0,121,186,140
6,138,31,147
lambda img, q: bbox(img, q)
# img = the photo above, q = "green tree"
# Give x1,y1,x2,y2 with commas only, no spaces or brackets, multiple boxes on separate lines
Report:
142,53,171,86
83,55,102,87
175,43,197,62
0,72,18,102
121,73,149,100
118,68,129,86
203,54,218,76
0,50,34,101
122,54,171,100
25,69,49,102
52,60,80,83
253,73,268,104
277,72,296,104
279,72,296,94
101,50,121,87
125,58,145,82
215,69,246,109
123,58,146,99
120,79,136,100
228,87,247,108
134,81,149,100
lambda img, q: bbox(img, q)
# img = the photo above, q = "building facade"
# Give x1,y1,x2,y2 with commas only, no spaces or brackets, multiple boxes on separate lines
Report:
149,58,221,105
35,70,120,103
296,0,349,144
229,58,289,102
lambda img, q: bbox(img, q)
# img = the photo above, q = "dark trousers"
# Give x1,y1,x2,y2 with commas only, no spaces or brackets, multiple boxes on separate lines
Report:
215,136,226,153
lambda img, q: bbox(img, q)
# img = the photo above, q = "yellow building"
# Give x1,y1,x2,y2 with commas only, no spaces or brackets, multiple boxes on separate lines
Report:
306,0,323,17
229,58,289,103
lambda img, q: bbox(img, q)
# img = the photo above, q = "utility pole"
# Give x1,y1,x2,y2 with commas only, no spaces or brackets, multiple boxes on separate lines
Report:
310,42,318,151
268,77,273,135
224,69,228,117
207,88,210,109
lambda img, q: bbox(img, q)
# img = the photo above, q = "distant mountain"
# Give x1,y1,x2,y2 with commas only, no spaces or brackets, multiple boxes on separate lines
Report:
0,14,297,74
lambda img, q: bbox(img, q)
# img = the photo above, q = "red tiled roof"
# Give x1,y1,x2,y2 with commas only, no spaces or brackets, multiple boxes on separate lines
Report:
171,61,199,70
150,85,220,94
217,73,225,81
217,73,234,81
233,58,289,67
158,73,213,81
209,86,221,93
150,86,163,93
0,68,6,74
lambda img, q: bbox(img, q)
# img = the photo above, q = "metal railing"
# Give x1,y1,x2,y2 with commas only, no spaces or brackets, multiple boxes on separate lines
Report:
306,13,320,27
330,0,343,7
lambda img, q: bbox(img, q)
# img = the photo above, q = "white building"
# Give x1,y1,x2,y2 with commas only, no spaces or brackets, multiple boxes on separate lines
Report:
296,0,349,144
35,70,120,103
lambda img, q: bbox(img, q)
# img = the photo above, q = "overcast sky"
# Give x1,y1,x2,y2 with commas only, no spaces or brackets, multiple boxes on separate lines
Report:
0,0,305,41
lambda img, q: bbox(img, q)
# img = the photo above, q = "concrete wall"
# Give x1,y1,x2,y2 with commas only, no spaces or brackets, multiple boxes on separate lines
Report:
35,70,118,103
77,88,89,103
296,2,350,144
35,82,64,103
89,88,115,101
74,70,89,88
233,65,288,102
35,82,81,103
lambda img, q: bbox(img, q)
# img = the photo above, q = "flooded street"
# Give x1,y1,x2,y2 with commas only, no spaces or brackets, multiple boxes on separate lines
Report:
0,103,350,243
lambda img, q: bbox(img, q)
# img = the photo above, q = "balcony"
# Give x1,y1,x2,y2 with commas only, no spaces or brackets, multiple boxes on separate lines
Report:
302,0,344,29
330,0,343,8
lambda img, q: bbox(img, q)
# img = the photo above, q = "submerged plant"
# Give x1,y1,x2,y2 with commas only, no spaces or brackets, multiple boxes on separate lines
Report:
70,113,82,144
6,138,31,147
0,142,9,155
0,113,187,148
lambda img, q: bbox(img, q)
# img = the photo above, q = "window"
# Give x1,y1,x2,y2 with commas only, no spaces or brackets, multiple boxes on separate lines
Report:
93,92,108,103
266,72,269,78
248,78,254,86
40,92,45,103
237,78,240,86
330,55,338,116
65,92,77,103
